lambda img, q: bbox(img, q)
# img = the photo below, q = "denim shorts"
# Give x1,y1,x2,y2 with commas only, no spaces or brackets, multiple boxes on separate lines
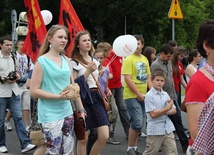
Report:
125,98,145,131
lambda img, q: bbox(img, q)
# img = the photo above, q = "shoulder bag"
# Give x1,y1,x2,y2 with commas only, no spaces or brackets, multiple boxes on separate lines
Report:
65,57,86,140
29,101,45,146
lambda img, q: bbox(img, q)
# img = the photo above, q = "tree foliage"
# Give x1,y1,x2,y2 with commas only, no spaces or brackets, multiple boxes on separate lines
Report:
1,0,213,52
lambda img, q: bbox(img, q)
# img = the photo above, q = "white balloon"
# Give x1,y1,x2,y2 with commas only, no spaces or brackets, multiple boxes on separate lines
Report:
41,10,53,25
113,35,137,57
16,26,28,36
19,12,28,22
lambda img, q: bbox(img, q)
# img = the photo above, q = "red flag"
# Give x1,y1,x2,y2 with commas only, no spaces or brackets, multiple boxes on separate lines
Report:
22,0,47,62
59,0,84,57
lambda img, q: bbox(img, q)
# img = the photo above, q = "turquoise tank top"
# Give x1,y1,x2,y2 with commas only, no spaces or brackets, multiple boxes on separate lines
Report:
37,56,73,123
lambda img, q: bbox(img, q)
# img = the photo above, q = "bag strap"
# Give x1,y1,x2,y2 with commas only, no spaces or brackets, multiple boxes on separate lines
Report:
73,58,107,102
11,52,16,71
29,101,41,132
63,55,79,110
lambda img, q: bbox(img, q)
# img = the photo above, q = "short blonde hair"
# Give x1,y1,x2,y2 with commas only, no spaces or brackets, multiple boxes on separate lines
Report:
97,42,112,52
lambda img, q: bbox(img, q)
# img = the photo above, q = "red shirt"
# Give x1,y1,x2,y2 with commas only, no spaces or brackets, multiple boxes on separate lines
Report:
186,70,214,147
104,51,122,88
173,61,184,92
186,70,214,104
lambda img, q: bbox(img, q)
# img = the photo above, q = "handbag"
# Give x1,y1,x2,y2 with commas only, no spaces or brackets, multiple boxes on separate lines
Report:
29,102,45,146
72,101,86,140
64,56,86,140
100,95,110,111
107,95,117,124
61,55,80,100
61,83,80,100
30,130,44,146
74,111,86,140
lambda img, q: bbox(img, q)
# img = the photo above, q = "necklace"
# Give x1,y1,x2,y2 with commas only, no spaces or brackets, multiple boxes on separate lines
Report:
203,62,214,76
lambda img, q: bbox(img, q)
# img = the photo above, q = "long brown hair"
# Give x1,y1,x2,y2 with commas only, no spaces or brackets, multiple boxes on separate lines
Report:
39,25,70,57
143,46,156,66
171,46,184,76
70,30,93,64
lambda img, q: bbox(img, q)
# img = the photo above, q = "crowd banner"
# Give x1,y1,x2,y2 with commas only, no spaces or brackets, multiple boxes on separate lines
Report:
22,0,47,63
59,0,84,56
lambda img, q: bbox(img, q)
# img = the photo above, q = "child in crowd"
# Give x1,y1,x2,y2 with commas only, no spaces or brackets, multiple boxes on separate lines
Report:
143,69,178,155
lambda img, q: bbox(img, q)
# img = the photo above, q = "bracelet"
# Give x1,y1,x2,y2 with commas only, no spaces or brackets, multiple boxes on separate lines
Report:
78,109,87,114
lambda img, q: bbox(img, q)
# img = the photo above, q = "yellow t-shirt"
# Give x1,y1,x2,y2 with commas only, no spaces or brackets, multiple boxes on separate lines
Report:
122,54,150,99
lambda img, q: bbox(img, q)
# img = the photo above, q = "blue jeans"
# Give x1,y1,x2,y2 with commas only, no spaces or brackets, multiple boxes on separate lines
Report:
0,92,31,149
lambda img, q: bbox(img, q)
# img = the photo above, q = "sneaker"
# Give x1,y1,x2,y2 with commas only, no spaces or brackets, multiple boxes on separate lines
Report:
107,137,120,145
26,126,30,132
140,132,147,137
135,148,142,155
127,148,136,155
5,121,12,131
0,146,8,153
21,144,37,153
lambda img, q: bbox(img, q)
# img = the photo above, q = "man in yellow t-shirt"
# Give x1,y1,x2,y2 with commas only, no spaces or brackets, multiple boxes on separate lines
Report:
122,35,152,155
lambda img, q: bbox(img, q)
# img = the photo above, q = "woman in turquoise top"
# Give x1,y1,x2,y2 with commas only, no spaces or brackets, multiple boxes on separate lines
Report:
30,25,84,155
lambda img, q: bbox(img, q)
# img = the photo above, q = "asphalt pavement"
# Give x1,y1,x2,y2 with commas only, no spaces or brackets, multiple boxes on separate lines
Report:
2,41,190,155
4,108,188,155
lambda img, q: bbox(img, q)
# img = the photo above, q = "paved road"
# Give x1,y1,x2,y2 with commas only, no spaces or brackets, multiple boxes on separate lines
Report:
4,109,188,155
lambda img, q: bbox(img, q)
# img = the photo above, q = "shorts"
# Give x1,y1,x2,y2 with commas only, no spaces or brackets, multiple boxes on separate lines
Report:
41,115,74,155
19,87,30,110
125,98,145,131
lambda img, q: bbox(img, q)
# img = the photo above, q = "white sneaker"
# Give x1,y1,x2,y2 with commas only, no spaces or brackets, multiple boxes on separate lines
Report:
140,132,147,137
26,126,30,132
5,121,12,131
21,144,37,153
0,146,8,153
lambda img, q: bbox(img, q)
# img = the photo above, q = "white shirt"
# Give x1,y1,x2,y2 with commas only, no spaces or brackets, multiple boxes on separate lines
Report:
16,52,29,77
71,58,99,88
0,51,19,97
186,64,197,83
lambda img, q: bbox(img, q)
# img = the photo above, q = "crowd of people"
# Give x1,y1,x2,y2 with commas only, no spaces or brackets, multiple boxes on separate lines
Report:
0,19,213,155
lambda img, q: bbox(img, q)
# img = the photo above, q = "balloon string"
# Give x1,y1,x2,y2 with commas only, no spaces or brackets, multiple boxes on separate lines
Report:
105,54,117,68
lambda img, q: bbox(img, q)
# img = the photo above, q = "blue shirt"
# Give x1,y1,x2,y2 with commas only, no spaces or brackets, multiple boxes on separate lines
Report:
37,56,73,123
145,87,175,135
198,58,206,69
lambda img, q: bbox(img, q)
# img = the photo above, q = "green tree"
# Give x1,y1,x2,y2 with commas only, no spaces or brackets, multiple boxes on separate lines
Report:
2,0,212,53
